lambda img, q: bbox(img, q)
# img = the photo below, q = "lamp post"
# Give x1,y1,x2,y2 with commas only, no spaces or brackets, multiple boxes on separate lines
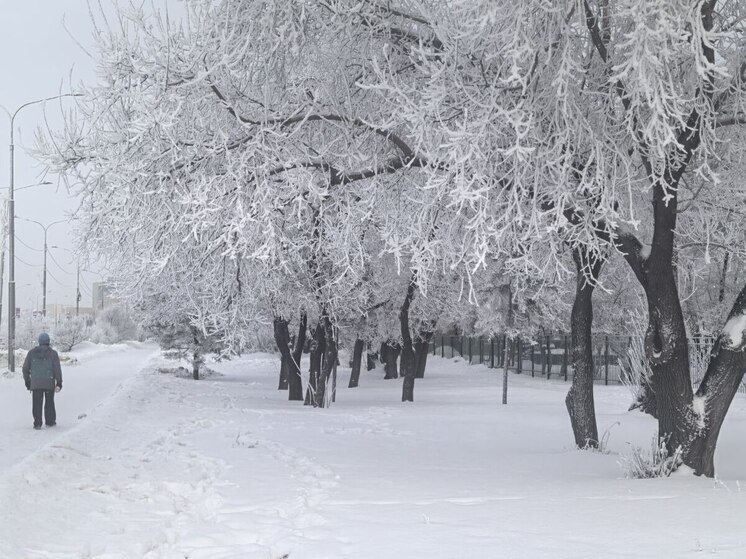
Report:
0,182,52,329
1,93,80,371
17,217,66,318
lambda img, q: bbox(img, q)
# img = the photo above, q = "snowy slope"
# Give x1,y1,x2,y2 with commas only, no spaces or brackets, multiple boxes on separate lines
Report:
1,348,746,558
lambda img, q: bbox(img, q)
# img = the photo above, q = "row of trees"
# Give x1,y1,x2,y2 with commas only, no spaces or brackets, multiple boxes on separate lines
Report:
40,0,746,476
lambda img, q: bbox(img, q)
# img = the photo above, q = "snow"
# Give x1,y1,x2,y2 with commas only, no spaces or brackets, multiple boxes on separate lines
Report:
692,395,707,430
722,313,746,349
3,345,746,557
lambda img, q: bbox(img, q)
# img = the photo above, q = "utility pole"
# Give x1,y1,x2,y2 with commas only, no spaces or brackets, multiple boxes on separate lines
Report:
0,182,50,330
42,232,47,316
18,218,65,318
2,93,80,371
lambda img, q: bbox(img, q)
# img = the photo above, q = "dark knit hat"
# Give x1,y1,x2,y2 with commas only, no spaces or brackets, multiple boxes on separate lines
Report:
38,332,50,345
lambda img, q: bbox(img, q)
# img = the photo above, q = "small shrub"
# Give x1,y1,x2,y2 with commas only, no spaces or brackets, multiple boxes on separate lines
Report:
53,316,90,352
91,305,138,343
619,436,682,479
15,316,50,351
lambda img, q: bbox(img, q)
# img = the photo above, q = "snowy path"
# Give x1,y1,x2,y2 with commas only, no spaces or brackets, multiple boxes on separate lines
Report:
0,342,160,471
2,349,746,557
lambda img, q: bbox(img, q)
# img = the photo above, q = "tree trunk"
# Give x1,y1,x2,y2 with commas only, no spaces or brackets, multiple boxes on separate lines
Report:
278,356,289,390
313,316,337,408
683,284,746,476
192,350,200,380
367,351,377,370
643,255,696,456
348,338,364,388
382,341,400,379
414,335,432,379
190,327,201,380
289,312,307,401
274,317,292,387
414,328,435,379
306,322,325,406
274,313,306,401
565,249,602,449
718,252,730,303
400,276,417,402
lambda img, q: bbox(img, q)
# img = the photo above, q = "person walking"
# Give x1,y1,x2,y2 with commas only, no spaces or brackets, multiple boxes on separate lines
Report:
22,333,63,430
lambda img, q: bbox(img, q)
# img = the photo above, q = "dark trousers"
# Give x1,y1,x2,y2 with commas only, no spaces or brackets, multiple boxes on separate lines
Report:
32,389,56,427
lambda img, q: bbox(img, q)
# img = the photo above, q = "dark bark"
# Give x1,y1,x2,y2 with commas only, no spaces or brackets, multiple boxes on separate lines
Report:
644,236,696,456
684,284,746,476
190,326,201,380
278,356,289,390
719,252,730,303
565,249,602,449
288,312,307,401
311,316,337,408
400,276,417,402
382,341,400,379
367,351,377,370
306,323,325,405
414,332,433,379
274,313,306,401
539,335,547,376
349,338,365,388
192,351,200,380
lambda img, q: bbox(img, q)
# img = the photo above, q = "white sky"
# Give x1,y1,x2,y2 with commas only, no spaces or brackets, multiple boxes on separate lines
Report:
0,2,178,317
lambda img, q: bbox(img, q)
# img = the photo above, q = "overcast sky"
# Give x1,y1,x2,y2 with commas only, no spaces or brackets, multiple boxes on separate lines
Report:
0,2,178,318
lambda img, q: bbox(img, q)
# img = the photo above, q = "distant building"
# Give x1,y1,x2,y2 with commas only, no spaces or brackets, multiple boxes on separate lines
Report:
46,304,93,326
92,282,117,313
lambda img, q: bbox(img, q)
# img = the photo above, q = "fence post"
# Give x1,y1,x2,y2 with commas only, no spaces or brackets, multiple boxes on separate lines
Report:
451,336,455,358
461,336,465,359
480,338,484,364
531,344,535,377
563,334,568,381
517,337,522,374
468,337,473,364
441,336,444,358
490,338,495,368
546,335,551,379
604,335,609,386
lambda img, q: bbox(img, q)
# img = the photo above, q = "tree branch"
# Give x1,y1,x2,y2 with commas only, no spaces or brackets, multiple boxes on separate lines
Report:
715,113,746,128
208,83,417,159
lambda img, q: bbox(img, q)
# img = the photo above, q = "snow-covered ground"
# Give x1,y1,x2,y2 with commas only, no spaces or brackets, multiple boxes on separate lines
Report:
2,344,746,558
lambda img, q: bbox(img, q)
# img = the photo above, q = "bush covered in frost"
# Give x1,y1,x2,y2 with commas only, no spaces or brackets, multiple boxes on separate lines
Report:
15,315,51,351
620,437,682,479
91,305,139,343
53,316,90,352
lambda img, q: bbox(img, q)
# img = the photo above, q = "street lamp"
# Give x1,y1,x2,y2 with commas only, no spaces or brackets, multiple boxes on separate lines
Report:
0,181,52,329
17,217,66,318
1,93,80,371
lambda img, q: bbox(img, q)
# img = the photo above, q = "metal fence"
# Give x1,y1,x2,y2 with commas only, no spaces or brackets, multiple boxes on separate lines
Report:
429,334,722,387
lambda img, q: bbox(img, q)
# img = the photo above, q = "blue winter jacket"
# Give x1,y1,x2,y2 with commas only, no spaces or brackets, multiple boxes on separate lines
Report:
22,344,63,391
